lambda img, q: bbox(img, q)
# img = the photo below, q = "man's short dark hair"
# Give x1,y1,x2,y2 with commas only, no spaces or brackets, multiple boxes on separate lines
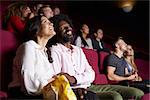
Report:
38,5,51,16
112,37,123,49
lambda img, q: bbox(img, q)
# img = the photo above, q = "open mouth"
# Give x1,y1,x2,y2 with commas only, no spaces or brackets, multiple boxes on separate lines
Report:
66,30,72,35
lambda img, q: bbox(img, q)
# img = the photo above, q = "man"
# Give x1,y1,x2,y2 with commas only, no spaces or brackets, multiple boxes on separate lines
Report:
38,5,53,19
50,15,99,100
107,37,138,81
106,37,149,94
49,15,144,100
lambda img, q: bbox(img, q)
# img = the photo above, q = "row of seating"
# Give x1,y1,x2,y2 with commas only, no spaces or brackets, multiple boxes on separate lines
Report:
82,48,109,85
82,47,150,100
0,29,149,99
82,47,150,83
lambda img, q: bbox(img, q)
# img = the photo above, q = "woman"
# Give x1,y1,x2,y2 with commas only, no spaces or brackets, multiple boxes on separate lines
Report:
124,45,142,81
8,15,56,98
124,45,150,93
3,2,34,45
75,24,93,49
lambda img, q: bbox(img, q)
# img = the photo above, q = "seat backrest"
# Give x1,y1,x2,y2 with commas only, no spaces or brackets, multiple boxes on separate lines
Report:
141,93,150,100
0,91,7,99
0,30,17,91
82,48,108,84
135,59,149,80
82,48,99,74
99,51,109,74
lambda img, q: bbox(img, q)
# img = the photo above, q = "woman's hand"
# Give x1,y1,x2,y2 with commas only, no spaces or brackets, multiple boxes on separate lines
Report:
28,13,35,19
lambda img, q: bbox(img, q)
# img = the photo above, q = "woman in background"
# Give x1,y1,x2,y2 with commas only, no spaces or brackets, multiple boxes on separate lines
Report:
75,24,93,49
3,2,34,45
124,45,142,81
124,45,150,93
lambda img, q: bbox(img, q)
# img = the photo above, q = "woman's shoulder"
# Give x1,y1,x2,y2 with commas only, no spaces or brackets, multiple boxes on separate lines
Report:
76,36,81,40
86,37,92,41
17,40,36,50
10,16,21,20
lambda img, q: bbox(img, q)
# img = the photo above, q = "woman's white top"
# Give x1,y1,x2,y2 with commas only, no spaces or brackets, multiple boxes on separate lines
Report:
9,40,55,95
75,36,93,49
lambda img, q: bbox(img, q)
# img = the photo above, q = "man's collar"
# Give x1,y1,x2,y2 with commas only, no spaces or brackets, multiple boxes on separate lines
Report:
58,43,75,52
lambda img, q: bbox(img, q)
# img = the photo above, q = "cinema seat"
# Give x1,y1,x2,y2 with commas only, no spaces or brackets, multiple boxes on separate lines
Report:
98,51,109,74
82,48,108,84
141,93,150,100
0,91,7,99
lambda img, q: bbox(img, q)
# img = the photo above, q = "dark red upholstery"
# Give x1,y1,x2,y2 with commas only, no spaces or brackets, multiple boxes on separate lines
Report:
99,51,109,73
82,48,99,74
94,74,108,85
135,59,150,80
0,30,17,91
82,48,108,84
0,91,7,99
141,93,150,100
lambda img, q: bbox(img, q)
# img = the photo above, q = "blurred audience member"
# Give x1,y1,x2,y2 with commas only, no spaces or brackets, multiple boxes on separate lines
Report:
124,45,150,93
32,3,43,16
92,28,110,53
38,5,53,19
124,45,142,81
75,24,93,49
53,7,61,16
3,2,34,45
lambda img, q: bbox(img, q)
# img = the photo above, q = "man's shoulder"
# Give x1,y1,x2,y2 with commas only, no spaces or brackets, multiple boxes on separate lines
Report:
108,54,116,58
108,54,119,60
72,44,80,49
91,38,97,42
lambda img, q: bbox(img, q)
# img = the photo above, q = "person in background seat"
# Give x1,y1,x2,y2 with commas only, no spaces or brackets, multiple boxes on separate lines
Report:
92,28,110,53
3,2,34,45
75,24,93,49
124,44,150,93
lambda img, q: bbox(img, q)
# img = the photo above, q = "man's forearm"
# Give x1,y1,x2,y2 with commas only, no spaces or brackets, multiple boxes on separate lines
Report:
107,74,128,81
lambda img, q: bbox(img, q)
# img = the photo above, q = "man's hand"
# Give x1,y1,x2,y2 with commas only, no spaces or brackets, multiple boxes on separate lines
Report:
127,74,136,80
58,72,77,85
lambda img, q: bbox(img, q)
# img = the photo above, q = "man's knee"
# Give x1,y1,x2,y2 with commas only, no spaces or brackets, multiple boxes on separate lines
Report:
96,92,123,100
110,92,123,100
128,87,144,99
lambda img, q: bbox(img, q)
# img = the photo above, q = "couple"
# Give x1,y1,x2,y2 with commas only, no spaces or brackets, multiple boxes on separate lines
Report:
8,15,144,100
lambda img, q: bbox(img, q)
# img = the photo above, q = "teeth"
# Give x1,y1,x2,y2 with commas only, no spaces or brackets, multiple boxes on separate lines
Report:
67,31,72,35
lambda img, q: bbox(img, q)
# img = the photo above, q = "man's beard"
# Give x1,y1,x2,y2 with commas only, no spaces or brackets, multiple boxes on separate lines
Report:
62,33,73,43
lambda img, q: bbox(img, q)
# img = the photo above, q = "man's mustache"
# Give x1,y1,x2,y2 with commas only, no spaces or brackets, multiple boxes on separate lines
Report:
64,27,73,34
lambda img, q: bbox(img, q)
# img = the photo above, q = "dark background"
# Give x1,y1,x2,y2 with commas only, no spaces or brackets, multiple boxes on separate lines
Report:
65,1,149,53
